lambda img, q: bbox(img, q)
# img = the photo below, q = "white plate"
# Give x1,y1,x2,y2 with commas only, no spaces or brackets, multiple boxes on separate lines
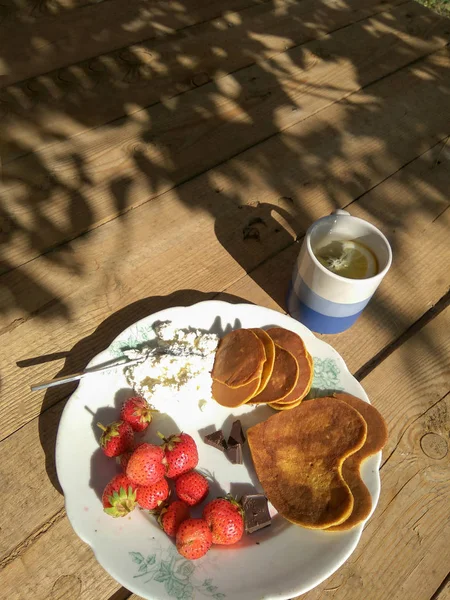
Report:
56,301,381,600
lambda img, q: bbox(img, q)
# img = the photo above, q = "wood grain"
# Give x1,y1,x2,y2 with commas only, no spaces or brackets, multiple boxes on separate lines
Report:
0,0,270,87
0,137,448,568
299,309,450,600
0,0,114,19
1,0,408,164
2,306,447,600
434,577,450,600
2,2,448,271
1,517,122,600
1,49,449,441
226,139,450,373
0,402,65,563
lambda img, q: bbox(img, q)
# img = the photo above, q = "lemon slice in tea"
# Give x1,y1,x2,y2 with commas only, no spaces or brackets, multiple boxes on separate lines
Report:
315,240,378,279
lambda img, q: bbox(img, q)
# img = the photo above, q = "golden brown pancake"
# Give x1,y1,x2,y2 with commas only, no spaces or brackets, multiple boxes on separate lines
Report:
249,328,275,395
326,393,388,531
266,327,313,404
212,329,265,388
250,343,299,404
212,376,262,408
268,339,314,410
268,396,304,410
247,397,367,529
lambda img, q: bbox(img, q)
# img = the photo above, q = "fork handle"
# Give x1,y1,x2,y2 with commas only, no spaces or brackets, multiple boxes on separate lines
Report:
30,356,142,392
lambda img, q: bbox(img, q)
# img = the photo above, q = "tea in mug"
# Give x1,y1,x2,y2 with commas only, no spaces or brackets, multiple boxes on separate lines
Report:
313,239,378,279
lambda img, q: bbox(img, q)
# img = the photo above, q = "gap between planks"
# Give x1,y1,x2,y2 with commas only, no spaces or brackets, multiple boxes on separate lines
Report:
2,1,448,274
2,0,410,155
2,313,449,598
1,284,448,572
354,288,450,381
1,127,449,441
431,573,450,600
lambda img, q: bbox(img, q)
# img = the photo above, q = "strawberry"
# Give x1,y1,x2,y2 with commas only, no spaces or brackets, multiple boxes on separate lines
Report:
176,518,212,560
126,443,165,486
159,432,198,478
97,420,134,457
136,478,170,510
203,497,244,545
118,442,145,471
118,450,133,471
175,471,209,506
159,500,190,537
120,396,157,432
102,473,137,517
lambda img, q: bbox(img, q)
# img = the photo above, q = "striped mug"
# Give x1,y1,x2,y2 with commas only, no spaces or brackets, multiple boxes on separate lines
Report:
287,210,392,334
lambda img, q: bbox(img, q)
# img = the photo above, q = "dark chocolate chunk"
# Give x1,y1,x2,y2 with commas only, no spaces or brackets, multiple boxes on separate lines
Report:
204,430,227,452
226,442,243,464
242,494,271,533
228,419,246,446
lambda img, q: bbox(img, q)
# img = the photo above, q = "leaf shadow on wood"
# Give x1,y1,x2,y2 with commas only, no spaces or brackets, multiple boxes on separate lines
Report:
1,0,449,325
2,0,449,506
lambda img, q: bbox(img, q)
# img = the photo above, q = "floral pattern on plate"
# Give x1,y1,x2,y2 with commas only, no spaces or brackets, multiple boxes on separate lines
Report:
130,545,225,600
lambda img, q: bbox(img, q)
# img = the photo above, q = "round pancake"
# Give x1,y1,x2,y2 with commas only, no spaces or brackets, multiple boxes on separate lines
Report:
249,343,299,404
212,329,265,388
247,397,368,529
326,393,388,531
212,375,262,408
268,396,304,410
269,350,315,410
249,328,275,395
266,327,313,404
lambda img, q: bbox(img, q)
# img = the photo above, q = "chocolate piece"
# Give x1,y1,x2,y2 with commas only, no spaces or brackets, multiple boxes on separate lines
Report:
242,494,271,533
228,419,246,446
226,442,243,464
204,430,227,452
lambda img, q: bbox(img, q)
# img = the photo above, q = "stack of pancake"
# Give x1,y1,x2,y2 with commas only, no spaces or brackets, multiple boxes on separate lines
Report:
211,327,313,410
247,393,388,530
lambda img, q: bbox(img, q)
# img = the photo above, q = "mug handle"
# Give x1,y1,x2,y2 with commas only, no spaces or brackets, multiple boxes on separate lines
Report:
331,209,350,216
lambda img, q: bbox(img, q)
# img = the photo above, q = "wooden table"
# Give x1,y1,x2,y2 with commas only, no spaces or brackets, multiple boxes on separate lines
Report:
1,0,449,597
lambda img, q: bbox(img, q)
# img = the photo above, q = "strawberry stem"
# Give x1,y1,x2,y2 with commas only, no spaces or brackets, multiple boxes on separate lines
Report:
97,422,107,432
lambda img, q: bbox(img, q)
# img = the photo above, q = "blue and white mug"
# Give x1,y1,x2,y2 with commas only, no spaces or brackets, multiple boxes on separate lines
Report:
287,210,392,334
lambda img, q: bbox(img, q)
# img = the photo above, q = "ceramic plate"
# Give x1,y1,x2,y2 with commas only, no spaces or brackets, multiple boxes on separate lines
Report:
56,301,381,600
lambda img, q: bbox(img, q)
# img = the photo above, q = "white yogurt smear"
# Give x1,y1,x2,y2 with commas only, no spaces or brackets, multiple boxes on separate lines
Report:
123,321,218,410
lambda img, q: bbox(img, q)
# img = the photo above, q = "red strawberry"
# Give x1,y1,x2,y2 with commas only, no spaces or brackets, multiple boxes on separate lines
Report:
119,450,133,471
203,497,244,545
102,474,137,517
120,396,157,432
175,471,209,506
159,500,190,537
126,443,165,486
97,420,134,457
118,442,145,471
176,518,212,560
136,478,170,510
159,432,198,478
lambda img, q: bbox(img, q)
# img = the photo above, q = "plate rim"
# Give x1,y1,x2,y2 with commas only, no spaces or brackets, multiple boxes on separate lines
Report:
56,299,379,599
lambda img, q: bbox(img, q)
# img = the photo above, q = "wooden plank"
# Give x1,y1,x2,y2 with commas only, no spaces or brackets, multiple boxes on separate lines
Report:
0,0,269,87
1,0,408,164
0,0,113,20
0,48,449,439
0,401,65,563
1,517,122,600
299,310,450,600
225,139,450,373
434,577,450,600
2,2,449,271
2,305,448,600
0,139,448,566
